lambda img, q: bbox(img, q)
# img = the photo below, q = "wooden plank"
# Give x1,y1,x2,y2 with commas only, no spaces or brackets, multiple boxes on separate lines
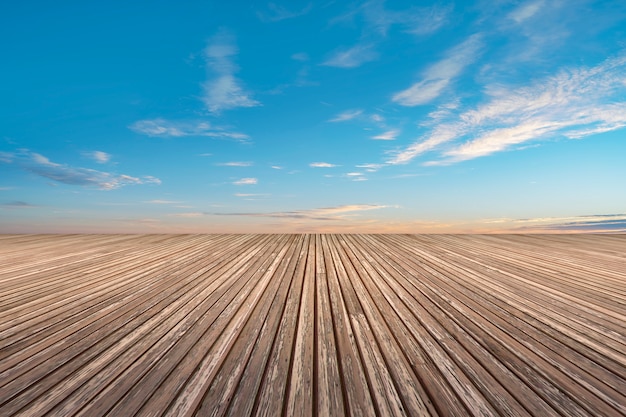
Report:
314,234,345,417
226,234,306,417
253,235,309,417
284,234,316,417
322,234,378,417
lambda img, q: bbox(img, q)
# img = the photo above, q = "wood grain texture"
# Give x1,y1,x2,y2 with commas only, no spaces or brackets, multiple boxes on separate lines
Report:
0,234,624,416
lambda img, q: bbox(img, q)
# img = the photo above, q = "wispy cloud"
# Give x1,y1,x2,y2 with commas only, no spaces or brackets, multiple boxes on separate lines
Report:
129,119,249,141
502,214,626,233
234,193,269,197
389,53,626,165
310,162,338,168
323,44,378,68
392,34,483,106
328,109,363,122
371,129,399,140
233,177,258,185
213,204,389,221
370,114,384,123
334,1,451,37
346,172,367,181
0,152,13,163
202,30,260,113
291,52,309,62
1,150,161,190
217,161,252,167
84,151,111,164
169,212,205,218
1,201,37,209
258,2,312,22
403,5,452,36
356,163,384,172
368,1,451,35
143,200,181,204
508,0,544,24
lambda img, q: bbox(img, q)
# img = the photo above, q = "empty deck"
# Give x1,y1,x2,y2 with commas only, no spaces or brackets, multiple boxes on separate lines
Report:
0,234,625,416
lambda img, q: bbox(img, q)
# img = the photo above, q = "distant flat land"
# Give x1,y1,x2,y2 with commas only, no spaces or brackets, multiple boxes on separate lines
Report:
0,234,625,416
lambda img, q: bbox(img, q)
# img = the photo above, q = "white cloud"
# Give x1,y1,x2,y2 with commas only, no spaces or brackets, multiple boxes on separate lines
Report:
371,129,399,140
392,34,482,106
392,79,449,106
0,152,13,163
1,201,37,209
214,204,389,221
142,176,162,185
129,119,249,141
234,193,269,197
370,114,384,123
344,0,450,37
291,52,309,61
170,212,205,218
329,109,363,122
202,31,260,113
144,200,181,204
0,150,160,190
258,3,312,22
356,163,384,172
85,151,111,164
310,162,338,168
217,161,252,167
508,0,544,24
404,5,452,36
271,165,283,169
233,177,258,185
388,54,626,165
323,44,378,68
505,214,626,233
346,172,367,181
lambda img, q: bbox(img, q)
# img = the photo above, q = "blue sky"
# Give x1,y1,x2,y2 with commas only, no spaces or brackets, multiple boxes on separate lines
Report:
1,0,626,233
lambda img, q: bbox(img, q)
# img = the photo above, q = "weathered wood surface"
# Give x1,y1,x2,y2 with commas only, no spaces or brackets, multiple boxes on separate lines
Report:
0,234,624,416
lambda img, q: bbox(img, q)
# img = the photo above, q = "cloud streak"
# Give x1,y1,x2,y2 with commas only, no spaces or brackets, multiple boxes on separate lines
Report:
129,119,249,141
506,214,626,233
323,44,378,68
143,200,181,204
213,204,389,221
329,109,363,122
84,151,111,164
233,177,258,185
508,0,545,24
361,0,451,36
202,31,260,113
371,129,399,140
217,161,252,167
1,201,37,209
258,3,312,22
1,151,160,190
389,53,626,165
392,34,482,106
310,162,338,168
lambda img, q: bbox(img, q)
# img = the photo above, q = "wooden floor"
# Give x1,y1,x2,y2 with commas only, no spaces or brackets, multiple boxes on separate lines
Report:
0,234,625,416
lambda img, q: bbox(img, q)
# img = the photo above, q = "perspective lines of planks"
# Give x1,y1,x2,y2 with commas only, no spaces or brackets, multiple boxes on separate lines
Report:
0,234,625,417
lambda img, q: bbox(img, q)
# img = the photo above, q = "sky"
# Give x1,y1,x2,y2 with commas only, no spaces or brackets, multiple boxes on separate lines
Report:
1,0,626,233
